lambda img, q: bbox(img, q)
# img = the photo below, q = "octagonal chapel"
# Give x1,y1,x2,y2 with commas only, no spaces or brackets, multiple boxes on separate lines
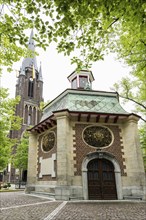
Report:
26,69,145,200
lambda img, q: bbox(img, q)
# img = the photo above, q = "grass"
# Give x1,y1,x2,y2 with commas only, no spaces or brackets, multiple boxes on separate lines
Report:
0,188,24,192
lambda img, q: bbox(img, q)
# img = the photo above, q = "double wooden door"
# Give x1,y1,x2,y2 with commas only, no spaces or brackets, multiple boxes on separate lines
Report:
87,158,117,200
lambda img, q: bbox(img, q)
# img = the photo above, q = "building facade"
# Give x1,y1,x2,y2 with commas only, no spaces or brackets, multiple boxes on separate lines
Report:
8,30,43,183
26,69,145,200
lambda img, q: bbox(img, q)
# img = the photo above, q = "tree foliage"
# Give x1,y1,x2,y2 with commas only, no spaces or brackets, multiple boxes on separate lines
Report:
1,1,145,120
0,88,22,170
1,0,145,68
111,0,146,122
139,124,146,171
12,131,29,172
1,0,145,170
113,74,146,122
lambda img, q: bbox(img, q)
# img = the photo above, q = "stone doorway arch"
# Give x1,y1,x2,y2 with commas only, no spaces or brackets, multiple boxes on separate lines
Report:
82,152,123,200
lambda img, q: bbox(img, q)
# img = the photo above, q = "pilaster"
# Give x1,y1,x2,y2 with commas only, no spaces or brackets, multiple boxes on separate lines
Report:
54,111,72,200
27,132,38,185
54,111,71,185
121,115,145,188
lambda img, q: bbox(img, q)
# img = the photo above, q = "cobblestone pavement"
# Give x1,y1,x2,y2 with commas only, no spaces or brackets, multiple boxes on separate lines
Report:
0,192,61,220
54,202,146,220
0,191,146,220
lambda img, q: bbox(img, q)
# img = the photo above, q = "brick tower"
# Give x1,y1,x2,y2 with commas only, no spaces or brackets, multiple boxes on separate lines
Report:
9,30,43,183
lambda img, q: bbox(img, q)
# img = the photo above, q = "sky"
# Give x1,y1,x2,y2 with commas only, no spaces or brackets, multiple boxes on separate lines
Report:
1,43,133,112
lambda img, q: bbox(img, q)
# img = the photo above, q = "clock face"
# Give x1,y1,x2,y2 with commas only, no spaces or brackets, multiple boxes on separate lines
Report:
83,126,112,148
42,132,55,152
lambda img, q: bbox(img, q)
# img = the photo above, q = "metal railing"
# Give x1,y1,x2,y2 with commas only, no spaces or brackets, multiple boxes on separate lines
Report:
15,181,26,189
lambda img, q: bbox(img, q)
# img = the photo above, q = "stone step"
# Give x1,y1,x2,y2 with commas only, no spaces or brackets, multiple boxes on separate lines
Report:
30,191,55,200
69,196,84,200
123,195,143,200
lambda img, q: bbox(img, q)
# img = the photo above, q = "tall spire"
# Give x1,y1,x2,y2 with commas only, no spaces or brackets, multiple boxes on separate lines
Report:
38,62,43,82
28,29,35,51
20,29,38,73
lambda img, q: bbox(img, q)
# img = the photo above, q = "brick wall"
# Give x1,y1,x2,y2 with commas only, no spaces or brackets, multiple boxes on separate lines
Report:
73,124,126,176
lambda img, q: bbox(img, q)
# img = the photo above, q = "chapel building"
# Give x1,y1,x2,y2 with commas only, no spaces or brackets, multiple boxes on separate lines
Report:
26,69,145,200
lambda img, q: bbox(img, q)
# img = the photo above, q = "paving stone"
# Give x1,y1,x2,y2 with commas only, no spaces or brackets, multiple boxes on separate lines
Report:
0,192,145,220
0,192,61,220
0,191,50,208
54,202,146,220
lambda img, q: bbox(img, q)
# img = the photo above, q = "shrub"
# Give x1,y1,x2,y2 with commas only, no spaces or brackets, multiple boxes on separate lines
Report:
7,182,11,187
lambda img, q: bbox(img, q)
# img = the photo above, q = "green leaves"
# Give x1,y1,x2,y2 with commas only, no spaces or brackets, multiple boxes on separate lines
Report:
0,34,28,70
1,0,144,70
113,74,146,122
0,88,22,170
139,123,146,171
12,131,29,171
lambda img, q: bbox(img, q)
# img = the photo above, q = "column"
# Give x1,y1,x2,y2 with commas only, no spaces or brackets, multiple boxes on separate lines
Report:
54,111,71,200
122,114,145,197
26,132,38,193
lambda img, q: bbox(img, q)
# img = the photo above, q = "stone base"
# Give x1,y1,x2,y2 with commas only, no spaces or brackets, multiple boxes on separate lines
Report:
55,186,83,201
35,185,55,194
25,185,35,193
25,184,146,201
122,186,146,200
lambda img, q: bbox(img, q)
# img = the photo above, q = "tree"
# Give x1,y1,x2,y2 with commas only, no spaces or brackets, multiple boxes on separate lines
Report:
0,88,22,170
111,0,146,122
139,124,146,171
12,131,29,180
1,1,145,68
113,74,146,123
1,0,145,164
1,1,145,122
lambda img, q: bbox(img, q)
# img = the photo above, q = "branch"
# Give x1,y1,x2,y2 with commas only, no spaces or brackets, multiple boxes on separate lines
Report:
128,59,146,64
119,94,146,122
0,4,4,16
119,94,146,110
140,118,146,123
107,17,119,29
140,39,146,47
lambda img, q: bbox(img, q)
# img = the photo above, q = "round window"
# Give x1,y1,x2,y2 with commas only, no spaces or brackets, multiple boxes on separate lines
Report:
42,132,55,152
83,126,112,148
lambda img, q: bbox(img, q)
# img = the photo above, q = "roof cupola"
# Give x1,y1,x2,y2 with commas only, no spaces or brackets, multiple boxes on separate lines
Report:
67,69,94,90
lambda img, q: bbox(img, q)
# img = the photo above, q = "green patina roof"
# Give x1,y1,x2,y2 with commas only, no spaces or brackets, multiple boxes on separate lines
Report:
41,89,128,121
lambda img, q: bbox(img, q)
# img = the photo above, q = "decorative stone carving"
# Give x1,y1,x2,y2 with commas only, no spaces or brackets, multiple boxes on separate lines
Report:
42,131,55,152
83,126,112,148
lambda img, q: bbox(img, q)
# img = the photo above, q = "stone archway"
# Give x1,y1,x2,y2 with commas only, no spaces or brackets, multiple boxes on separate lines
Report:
82,152,123,200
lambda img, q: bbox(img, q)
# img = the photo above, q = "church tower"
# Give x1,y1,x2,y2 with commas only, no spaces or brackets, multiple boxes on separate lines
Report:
15,30,43,137
9,30,43,182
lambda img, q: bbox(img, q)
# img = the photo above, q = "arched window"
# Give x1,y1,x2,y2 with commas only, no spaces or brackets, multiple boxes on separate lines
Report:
32,107,36,125
28,106,32,125
28,77,34,98
24,105,28,124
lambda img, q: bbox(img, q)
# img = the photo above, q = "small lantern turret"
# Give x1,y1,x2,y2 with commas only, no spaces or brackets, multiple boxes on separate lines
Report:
67,69,94,90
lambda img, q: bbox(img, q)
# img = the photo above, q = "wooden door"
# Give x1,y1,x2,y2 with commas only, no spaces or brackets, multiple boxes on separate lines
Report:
87,158,117,200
